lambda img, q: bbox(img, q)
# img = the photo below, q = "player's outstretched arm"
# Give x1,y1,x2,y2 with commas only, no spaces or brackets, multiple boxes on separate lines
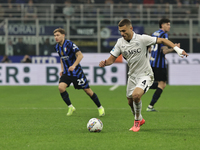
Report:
162,43,180,55
99,55,116,67
157,38,189,58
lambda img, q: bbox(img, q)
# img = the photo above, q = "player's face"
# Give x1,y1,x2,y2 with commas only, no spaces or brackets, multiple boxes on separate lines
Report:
162,22,170,32
119,25,133,41
54,32,65,43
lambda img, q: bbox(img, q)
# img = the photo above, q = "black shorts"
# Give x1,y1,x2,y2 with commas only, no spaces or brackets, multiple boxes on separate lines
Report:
59,74,90,89
152,67,167,82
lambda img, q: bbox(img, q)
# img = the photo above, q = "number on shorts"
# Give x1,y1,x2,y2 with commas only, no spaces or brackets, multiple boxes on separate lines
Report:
142,80,146,85
77,78,85,85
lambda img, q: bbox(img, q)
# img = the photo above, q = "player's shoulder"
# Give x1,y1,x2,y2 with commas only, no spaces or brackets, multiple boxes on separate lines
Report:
115,37,124,46
63,39,74,48
152,29,167,37
139,34,152,39
65,39,73,45
117,37,124,42
152,30,161,36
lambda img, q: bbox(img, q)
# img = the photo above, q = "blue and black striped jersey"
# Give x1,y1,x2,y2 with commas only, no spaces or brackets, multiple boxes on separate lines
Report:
54,39,83,77
150,29,168,68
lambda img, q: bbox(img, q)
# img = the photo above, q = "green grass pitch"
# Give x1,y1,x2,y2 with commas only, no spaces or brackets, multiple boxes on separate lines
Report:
0,85,200,150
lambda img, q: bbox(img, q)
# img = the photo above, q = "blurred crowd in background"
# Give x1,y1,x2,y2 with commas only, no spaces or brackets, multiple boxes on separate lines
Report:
0,0,200,63
0,0,200,4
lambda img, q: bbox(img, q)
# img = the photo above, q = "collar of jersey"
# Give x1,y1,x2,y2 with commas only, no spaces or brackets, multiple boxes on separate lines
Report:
125,32,136,43
132,32,136,40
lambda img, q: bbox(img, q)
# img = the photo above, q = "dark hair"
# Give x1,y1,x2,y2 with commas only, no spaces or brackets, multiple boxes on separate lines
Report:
118,19,131,27
159,18,170,28
53,28,66,35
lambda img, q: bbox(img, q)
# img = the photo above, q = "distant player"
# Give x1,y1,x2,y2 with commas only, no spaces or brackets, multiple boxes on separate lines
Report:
146,18,179,112
99,19,188,132
53,28,105,116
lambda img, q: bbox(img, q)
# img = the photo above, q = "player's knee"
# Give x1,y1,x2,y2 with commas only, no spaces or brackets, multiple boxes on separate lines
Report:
158,81,166,89
163,84,166,89
132,94,141,102
58,85,66,93
84,88,93,97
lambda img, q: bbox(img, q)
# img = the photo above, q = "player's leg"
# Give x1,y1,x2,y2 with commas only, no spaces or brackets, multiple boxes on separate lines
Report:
127,76,151,132
59,82,71,105
129,75,153,132
84,88,101,107
147,68,167,112
127,97,135,116
147,81,166,111
83,88,105,116
132,87,144,120
128,97,145,131
59,75,75,116
129,87,145,132
73,73,105,116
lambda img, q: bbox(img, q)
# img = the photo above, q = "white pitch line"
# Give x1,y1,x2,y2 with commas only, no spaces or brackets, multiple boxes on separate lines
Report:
109,85,119,91
0,107,198,110
0,107,129,110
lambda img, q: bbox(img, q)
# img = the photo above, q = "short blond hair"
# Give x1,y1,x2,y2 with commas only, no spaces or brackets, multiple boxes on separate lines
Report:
53,28,66,35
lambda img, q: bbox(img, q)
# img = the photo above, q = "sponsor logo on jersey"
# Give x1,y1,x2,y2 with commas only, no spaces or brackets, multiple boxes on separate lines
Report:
61,56,69,60
127,48,141,55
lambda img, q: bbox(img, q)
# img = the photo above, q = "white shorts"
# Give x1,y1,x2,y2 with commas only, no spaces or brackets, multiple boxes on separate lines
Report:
126,75,154,98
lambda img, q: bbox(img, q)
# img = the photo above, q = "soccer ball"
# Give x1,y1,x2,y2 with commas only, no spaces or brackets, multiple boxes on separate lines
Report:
87,118,103,132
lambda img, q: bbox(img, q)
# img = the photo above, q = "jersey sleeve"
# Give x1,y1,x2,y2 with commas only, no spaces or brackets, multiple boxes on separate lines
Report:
70,41,80,53
110,39,121,58
141,34,157,46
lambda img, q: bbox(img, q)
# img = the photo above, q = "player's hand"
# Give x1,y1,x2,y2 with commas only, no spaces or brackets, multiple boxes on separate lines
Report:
99,60,106,67
68,66,75,72
181,50,189,58
59,71,63,76
174,46,188,58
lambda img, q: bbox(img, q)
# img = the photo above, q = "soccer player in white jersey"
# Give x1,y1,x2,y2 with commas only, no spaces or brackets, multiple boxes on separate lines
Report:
99,19,188,132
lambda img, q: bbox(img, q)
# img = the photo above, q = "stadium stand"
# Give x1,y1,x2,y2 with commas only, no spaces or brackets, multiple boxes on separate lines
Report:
0,1,199,56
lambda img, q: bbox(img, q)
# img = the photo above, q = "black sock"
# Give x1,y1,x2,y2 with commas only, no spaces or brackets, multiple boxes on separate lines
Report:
149,88,163,106
60,91,71,106
150,82,158,89
90,93,101,107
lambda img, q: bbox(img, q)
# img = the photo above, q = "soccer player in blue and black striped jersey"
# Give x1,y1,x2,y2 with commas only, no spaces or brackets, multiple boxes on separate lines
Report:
147,18,180,111
53,28,105,116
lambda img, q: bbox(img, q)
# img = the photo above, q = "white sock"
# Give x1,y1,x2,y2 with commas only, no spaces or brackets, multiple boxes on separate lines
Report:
148,105,153,108
98,106,102,109
68,104,73,107
133,100,142,120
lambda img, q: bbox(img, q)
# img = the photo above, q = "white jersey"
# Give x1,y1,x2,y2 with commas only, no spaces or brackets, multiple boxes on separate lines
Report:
110,32,157,77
